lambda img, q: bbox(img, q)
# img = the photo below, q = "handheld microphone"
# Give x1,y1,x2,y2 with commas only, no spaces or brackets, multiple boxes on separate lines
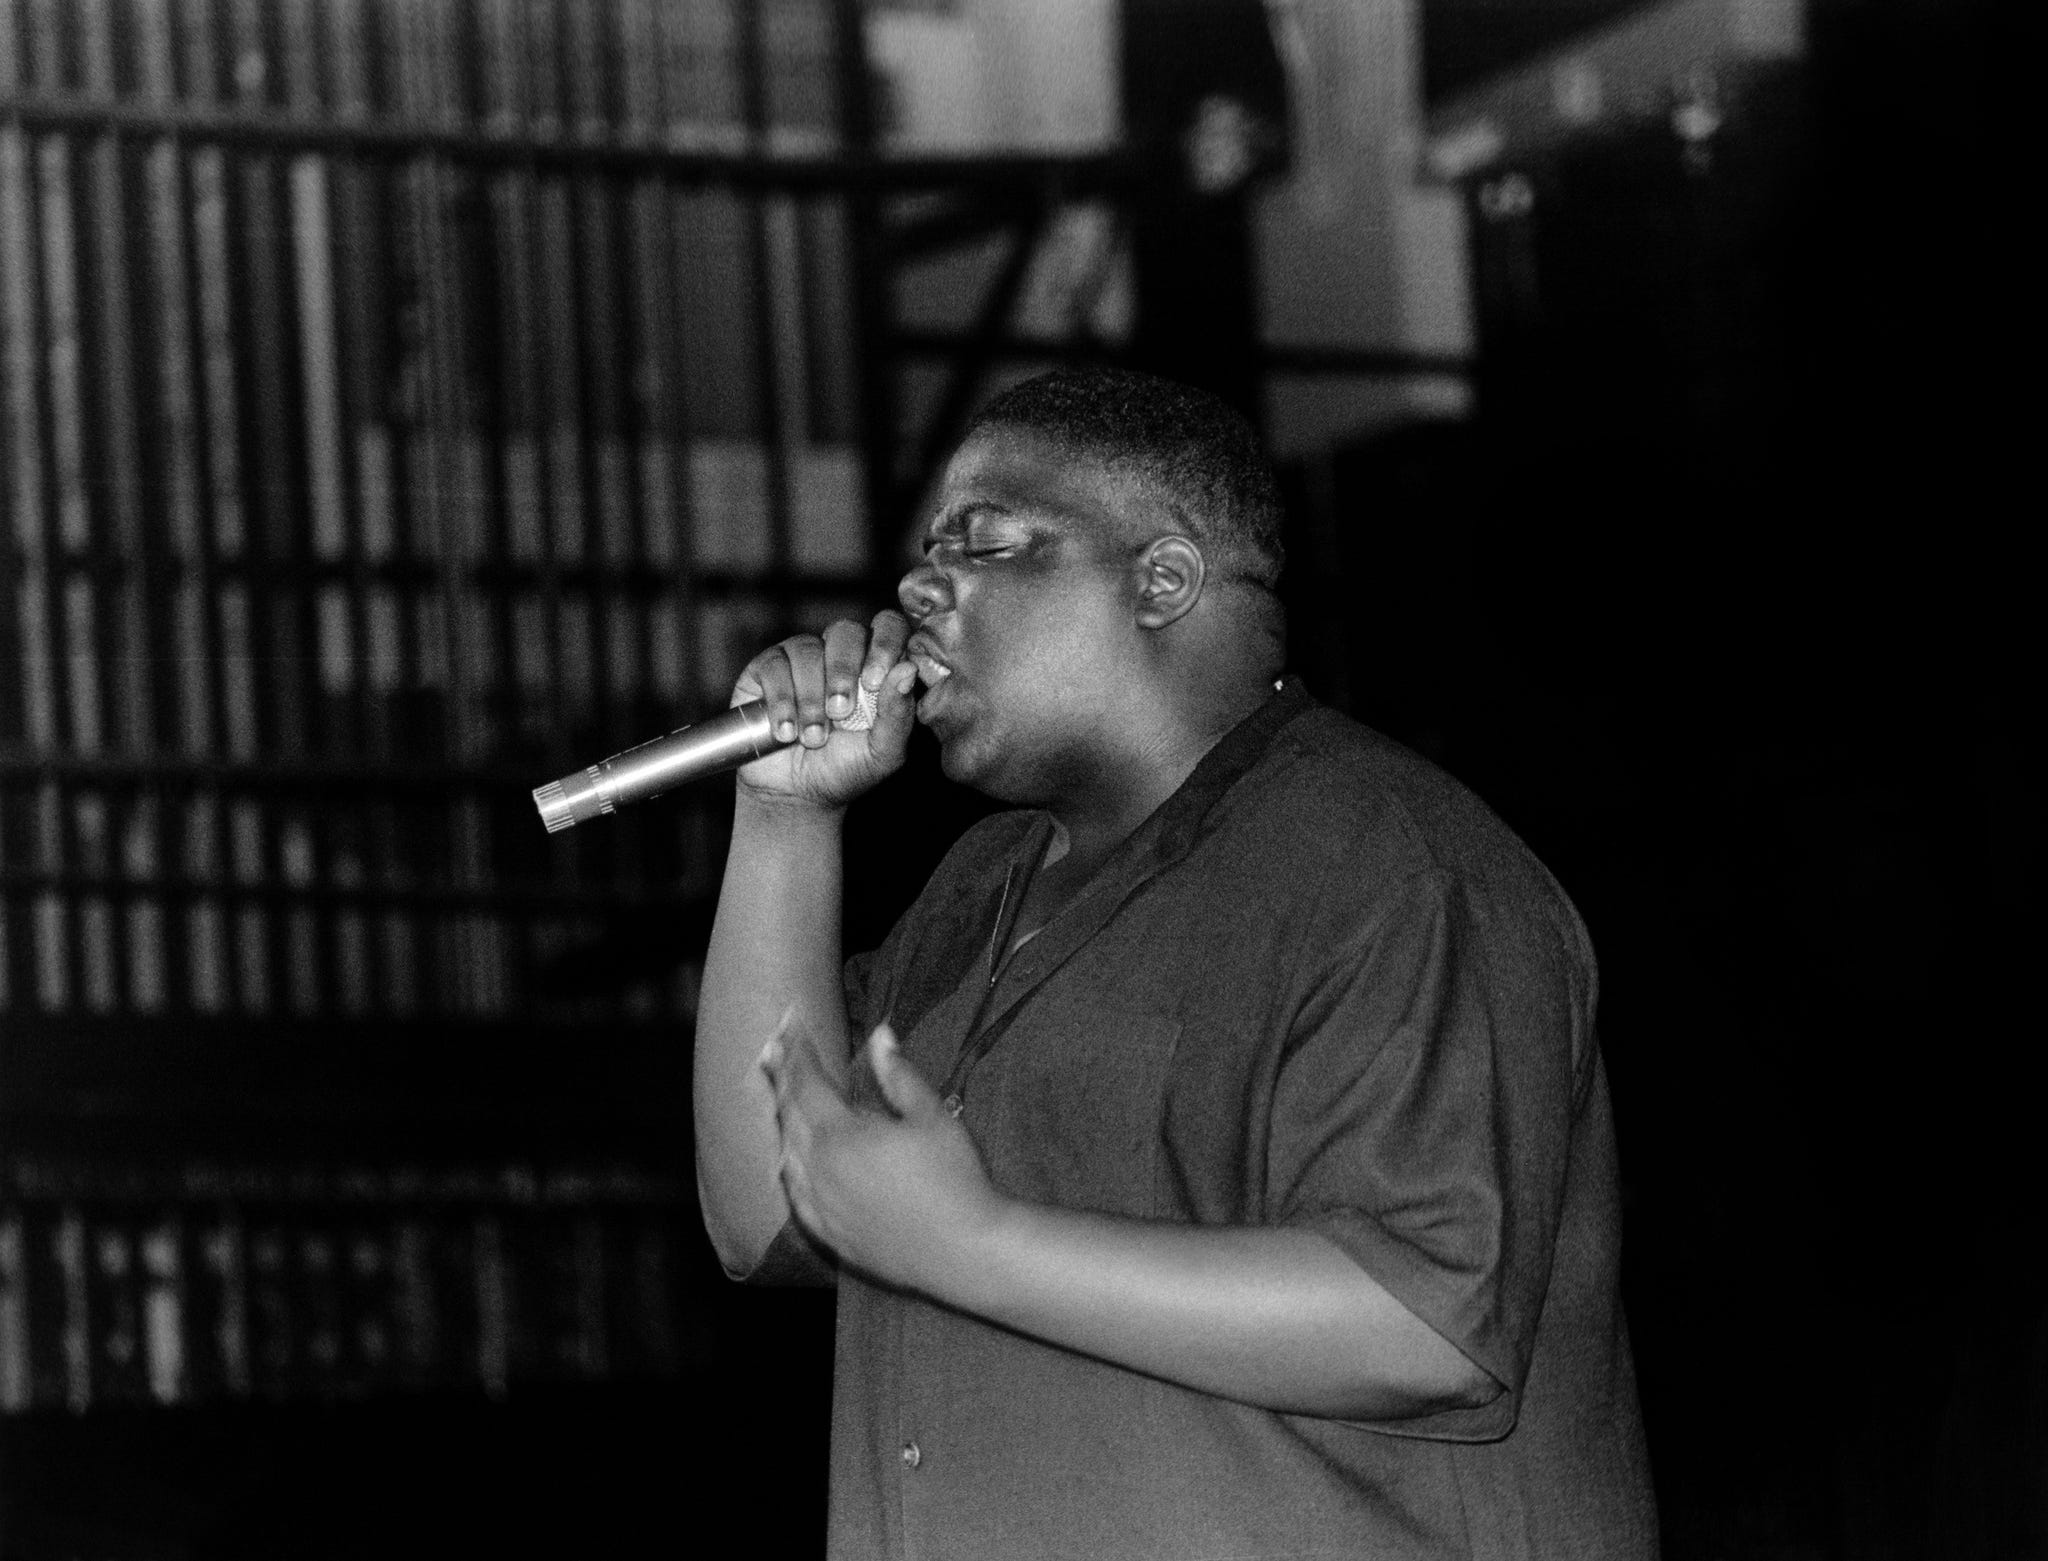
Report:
531,681,880,833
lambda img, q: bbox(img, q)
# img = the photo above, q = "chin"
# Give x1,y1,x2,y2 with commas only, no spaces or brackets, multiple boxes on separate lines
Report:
934,725,1017,799
935,733,987,788
943,745,1053,811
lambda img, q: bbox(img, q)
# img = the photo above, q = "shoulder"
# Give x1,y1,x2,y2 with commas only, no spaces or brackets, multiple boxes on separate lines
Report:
1217,702,1592,963
1212,704,1496,876
1227,704,1601,1073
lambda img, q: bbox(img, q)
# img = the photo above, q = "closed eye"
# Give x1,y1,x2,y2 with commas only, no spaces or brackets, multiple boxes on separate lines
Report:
920,500,1024,563
921,538,1017,564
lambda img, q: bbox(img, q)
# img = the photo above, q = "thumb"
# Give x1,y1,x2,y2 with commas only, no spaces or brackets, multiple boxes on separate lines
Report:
867,1023,941,1121
861,661,919,769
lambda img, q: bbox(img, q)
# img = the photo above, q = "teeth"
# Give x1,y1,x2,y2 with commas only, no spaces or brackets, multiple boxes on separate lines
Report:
911,653,951,686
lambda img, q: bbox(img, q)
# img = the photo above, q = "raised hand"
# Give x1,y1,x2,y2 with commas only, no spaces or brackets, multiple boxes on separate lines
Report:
731,609,920,809
760,1019,1008,1295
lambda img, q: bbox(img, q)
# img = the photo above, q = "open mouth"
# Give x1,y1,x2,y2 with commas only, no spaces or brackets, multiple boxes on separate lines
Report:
905,635,954,719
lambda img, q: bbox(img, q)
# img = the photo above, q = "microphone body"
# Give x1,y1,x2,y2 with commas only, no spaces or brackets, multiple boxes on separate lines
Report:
532,685,877,833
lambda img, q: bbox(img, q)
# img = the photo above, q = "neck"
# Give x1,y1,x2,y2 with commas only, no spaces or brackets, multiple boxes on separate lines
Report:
1042,766,1181,879
1040,658,1274,876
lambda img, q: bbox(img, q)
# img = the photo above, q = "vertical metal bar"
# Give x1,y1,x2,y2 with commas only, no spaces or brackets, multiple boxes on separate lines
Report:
736,0,794,617
28,0,85,1013
313,0,378,1019
735,0,768,153
54,1203,90,1411
227,0,302,1016
73,790,118,1013
80,0,150,755
526,0,596,921
282,0,336,1018
328,0,404,1013
402,0,496,1014
571,4,645,907
0,0,51,1015
625,0,705,946
829,0,904,590
228,792,271,1014
449,0,507,1013
132,0,201,1011
181,792,227,1015
32,784,65,1010
477,0,538,1011
122,794,167,1013
0,1211,27,1408
643,0,709,1011
180,0,250,1012
379,0,442,1010
0,762,12,1018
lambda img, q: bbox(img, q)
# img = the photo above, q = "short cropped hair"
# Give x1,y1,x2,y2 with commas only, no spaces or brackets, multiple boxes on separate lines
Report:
963,367,1286,590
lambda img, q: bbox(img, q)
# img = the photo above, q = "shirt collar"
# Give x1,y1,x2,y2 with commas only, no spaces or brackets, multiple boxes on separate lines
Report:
940,677,1318,1085
1120,673,1318,870
991,675,1318,981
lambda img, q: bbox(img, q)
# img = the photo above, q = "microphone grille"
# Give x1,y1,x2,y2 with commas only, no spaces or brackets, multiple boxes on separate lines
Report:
835,679,880,733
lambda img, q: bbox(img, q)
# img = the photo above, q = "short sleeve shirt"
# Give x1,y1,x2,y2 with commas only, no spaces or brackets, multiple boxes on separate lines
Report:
824,680,1658,1559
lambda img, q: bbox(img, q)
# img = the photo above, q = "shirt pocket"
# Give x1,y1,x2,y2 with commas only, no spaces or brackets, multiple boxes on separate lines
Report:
968,998,1183,1220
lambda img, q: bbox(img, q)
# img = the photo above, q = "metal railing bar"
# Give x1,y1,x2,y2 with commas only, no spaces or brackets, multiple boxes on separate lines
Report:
0,866,715,917
0,750,699,792
0,552,882,597
0,93,1137,191
1261,341,1477,376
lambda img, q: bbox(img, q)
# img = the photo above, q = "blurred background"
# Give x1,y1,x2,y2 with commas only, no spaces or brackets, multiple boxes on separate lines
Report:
0,0,2037,1555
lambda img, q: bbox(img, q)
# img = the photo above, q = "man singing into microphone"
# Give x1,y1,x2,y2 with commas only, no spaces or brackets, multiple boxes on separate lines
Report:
692,367,1657,1558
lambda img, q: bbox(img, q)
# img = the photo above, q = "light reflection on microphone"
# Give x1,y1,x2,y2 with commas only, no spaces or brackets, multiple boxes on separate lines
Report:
532,683,879,833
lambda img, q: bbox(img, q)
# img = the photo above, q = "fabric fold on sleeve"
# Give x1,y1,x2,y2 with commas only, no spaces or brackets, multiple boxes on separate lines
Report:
736,1215,838,1289
1268,863,1582,1440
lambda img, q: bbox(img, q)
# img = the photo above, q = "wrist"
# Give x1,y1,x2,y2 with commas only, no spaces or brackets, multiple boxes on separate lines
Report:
732,785,847,838
938,1190,1038,1316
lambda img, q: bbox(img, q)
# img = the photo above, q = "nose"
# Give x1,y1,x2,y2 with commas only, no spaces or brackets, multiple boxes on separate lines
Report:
897,557,954,622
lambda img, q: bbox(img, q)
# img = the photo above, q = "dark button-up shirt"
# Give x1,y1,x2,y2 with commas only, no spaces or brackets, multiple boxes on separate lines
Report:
812,680,1657,1558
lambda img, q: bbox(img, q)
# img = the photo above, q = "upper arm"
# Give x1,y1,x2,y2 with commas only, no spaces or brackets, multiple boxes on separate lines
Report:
1267,869,1585,1437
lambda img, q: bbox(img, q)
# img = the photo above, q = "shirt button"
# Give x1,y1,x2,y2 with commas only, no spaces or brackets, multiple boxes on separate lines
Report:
900,1440,922,1469
942,1093,963,1117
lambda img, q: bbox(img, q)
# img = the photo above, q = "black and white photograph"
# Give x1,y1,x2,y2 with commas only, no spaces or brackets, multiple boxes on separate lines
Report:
0,1,2036,1556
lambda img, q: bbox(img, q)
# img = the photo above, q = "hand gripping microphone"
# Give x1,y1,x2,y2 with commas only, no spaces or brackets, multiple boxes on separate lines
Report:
531,681,880,833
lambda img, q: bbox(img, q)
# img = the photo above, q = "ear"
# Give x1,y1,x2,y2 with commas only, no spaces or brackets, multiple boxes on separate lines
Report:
1134,535,1206,630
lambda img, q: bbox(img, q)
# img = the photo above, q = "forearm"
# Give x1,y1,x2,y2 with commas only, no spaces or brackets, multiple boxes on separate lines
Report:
693,794,850,1274
928,1203,1499,1421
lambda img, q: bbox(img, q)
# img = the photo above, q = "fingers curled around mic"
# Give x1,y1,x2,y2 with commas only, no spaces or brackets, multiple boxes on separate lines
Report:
754,631,833,747
738,619,913,734
821,617,873,728
727,614,918,809
860,609,914,698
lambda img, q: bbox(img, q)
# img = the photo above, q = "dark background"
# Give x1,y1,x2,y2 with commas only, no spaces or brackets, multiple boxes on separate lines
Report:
1285,1,2043,1555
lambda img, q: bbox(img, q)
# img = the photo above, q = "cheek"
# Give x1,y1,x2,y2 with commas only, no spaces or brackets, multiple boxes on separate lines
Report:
967,580,1105,646
954,574,1127,695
